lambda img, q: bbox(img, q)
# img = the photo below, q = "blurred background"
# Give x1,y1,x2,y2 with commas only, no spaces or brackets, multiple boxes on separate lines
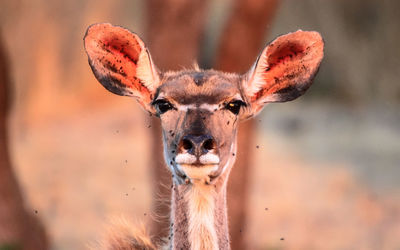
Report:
0,0,399,249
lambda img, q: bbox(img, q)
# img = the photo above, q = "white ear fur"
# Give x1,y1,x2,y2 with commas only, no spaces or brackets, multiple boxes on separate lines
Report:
244,50,272,100
243,30,324,114
84,23,161,112
136,46,160,93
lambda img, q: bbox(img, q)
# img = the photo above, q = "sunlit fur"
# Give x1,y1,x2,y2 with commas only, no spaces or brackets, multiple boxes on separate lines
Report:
185,184,219,250
84,23,324,250
93,217,157,250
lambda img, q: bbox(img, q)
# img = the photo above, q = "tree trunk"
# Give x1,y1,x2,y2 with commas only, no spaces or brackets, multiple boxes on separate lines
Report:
145,0,209,243
214,0,279,249
0,32,48,250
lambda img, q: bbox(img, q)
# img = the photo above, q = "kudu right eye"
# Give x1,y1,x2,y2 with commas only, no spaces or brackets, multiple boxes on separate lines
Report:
225,100,246,115
153,99,174,114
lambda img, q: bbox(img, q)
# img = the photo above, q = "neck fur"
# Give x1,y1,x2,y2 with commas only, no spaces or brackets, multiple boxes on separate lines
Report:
170,173,230,250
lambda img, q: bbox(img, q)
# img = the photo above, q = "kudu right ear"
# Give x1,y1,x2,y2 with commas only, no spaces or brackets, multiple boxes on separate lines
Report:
84,23,160,112
242,30,324,116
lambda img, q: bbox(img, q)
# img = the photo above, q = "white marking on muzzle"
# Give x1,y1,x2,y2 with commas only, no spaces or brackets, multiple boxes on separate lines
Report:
199,153,220,165
175,153,220,182
175,153,197,164
175,153,220,165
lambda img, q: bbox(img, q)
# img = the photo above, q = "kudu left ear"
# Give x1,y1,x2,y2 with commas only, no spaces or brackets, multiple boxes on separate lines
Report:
243,30,324,115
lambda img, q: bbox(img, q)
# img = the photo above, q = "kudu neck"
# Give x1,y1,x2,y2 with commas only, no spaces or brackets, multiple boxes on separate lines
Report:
170,170,231,250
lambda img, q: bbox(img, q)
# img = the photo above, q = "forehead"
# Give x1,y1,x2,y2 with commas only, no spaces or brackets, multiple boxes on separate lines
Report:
156,70,242,104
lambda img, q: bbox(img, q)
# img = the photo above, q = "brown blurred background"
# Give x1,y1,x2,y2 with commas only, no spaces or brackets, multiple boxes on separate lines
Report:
0,0,400,249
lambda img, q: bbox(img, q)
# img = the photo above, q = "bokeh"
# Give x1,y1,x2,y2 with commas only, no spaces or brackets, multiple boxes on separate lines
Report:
0,0,399,249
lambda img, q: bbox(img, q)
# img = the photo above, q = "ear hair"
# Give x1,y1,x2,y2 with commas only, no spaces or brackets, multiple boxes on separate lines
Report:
243,30,324,115
84,23,160,112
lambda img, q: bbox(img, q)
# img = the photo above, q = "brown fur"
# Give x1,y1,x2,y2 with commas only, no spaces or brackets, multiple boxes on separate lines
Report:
84,23,324,250
93,217,157,250
170,179,230,250
186,183,218,250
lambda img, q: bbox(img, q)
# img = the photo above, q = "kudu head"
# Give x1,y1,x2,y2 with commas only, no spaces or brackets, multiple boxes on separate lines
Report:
84,23,324,185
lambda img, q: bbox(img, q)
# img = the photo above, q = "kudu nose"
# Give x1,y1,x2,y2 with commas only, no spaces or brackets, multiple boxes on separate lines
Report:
179,135,216,156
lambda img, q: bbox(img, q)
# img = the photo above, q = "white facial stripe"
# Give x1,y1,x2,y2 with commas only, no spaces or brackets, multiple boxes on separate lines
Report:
177,104,196,111
175,94,244,112
175,153,197,164
177,104,217,112
199,104,219,111
199,153,220,165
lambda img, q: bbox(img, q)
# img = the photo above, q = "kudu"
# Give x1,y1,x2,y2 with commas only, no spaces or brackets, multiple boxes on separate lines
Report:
145,1,280,248
84,23,324,249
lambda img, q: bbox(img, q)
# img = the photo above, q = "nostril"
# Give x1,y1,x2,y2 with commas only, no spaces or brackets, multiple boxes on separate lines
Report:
182,139,193,151
203,139,215,151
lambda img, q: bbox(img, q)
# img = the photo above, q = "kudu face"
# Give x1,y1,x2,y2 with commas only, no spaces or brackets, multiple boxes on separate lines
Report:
84,23,324,184
155,71,244,183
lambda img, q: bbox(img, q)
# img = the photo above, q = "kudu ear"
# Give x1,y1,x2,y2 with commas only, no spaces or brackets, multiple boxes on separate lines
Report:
84,23,160,112
242,30,324,115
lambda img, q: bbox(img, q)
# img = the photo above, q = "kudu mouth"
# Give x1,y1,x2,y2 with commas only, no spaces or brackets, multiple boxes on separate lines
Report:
175,152,220,184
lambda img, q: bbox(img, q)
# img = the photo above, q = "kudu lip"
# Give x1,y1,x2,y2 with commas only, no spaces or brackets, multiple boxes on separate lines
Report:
173,152,221,184
178,164,219,185
175,152,220,165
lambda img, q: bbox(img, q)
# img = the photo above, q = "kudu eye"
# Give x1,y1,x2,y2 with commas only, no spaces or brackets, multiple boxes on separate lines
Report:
153,99,174,114
225,100,246,115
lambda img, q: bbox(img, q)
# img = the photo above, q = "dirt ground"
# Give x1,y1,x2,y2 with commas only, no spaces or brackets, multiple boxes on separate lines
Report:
9,100,400,250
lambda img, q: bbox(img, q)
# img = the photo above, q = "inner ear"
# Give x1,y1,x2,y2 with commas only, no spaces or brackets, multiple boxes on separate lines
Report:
266,41,307,72
244,30,324,110
84,23,160,112
258,39,314,101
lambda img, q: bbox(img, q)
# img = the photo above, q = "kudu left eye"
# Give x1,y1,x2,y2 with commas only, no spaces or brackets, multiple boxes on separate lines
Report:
153,99,174,114
225,100,245,115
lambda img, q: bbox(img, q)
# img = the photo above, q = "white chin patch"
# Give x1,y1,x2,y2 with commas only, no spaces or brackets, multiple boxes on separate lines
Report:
179,164,218,182
175,153,220,183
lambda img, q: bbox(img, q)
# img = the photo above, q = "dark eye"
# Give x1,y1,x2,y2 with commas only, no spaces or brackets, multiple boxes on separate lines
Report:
225,100,245,115
153,99,174,114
